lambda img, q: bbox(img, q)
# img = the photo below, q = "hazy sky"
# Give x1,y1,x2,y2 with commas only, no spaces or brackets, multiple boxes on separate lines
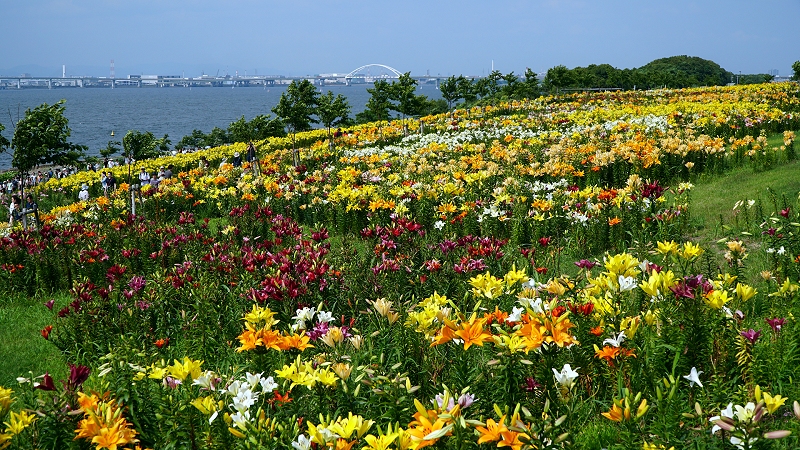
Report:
3,0,798,78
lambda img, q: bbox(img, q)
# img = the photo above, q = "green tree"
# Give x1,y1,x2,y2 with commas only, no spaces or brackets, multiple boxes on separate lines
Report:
156,134,171,153
0,123,9,152
99,140,121,159
176,130,207,150
792,61,800,81
122,130,159,161
484,70,503,99
457,76,478,104
356,80,393,123
272,79,319,165
316,91,352,142
439,76,462,110
204,127,230,148
518,68,541,99
500,71,520,99
11,100,85,176
10,100,85,217
638,55,731,88
543,65,574,93
418,97,448,116
228,115,285,144
389,73,423,133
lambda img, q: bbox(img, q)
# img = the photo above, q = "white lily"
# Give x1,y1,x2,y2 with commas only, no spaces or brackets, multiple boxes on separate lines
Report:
552,363,580,388
603,331,626,347
292,434,312,450
683,367,703,388
618,275,637,292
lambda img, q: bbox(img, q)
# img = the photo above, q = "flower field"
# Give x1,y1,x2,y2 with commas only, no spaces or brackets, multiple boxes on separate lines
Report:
1,83,800,449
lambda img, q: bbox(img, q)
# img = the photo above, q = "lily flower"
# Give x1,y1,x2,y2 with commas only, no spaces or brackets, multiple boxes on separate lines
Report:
683,367,703,388
765,317,786,334
552,364,579,388
602,331,625,348
740,329,761,344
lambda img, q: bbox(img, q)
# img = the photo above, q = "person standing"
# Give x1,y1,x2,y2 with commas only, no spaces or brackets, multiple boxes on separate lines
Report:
8,195,21,226
24,194,39,229
149,172,160,190
101,172,109,197
79,184,90,202
246,142,256,163
107,172,117,192
139,167,150,186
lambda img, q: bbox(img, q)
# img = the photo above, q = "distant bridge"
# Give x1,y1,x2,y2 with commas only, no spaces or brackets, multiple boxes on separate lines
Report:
0,64,479,89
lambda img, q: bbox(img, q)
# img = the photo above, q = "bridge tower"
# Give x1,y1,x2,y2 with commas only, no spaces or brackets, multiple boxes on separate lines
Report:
110,59,115,79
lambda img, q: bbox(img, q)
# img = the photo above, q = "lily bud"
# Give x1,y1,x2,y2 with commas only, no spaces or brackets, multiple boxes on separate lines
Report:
636,399,649,419
714,419,735,432
764,430,792,439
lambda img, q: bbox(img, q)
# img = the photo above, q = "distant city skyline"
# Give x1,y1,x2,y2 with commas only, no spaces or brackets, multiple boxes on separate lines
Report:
2,0,798,79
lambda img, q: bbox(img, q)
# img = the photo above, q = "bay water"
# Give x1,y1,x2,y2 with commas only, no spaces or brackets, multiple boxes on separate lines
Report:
0,84,442,170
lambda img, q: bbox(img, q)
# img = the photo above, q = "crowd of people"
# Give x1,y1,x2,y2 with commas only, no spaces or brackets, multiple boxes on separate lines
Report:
2,141,262,229
6,193,38,227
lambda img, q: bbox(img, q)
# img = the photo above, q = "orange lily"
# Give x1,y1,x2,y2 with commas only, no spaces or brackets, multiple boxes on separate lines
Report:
453,314,493,350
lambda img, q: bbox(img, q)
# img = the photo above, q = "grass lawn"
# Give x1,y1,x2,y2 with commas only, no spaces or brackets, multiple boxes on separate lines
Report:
0,294,66,386
689,158,800,240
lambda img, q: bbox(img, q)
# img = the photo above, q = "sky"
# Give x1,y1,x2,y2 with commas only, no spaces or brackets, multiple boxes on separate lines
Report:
2,0,798,78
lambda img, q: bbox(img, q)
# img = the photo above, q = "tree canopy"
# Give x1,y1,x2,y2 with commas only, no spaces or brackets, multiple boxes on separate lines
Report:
316,91,352,138
122,130,164,161
542,55,735,93
11,100,85,174
356,80,393,123
228,114,286,143
0,123,9,153
272,80,320,136
640,55,731,86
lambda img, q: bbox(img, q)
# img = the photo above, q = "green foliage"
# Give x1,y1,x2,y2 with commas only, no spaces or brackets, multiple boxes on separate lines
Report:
11,99,86,174
792,61,800,81
439,75,461,110
640,55,731,86
543,55,734,92
356,80,393,123
123,130,161,161
176,129,208,149
316,91,352,138
0,122,10,152
389,72,422,120
737,73,777,84
228,114,286,144
358,74,449,123
544,65,574,93
272,79,320,136
272,79,320,164
99,140,121,159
